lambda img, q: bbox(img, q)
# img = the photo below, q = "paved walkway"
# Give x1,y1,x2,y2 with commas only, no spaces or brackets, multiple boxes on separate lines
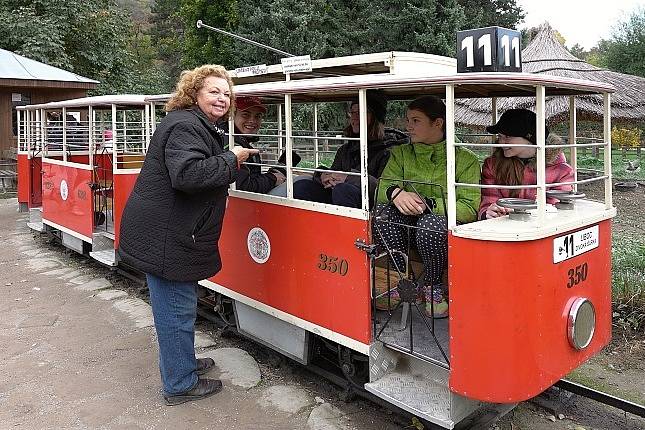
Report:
0,199,378,430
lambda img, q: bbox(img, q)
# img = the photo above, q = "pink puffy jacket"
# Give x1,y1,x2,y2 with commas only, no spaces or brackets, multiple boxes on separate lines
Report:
478,152,574,220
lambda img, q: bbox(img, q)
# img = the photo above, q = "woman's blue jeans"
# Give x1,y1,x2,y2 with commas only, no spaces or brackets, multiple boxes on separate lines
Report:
146,273,199,395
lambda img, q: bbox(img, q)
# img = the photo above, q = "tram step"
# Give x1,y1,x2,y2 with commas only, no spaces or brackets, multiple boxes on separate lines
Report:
29,207,42,224
27,221,45,233
93,230,115,241
89,249,116,267
365,342,482,429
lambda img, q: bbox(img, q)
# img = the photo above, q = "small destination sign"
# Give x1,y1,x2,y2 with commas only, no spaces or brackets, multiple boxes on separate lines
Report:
234,64,268,77
281,55,312,74
553,225,599,263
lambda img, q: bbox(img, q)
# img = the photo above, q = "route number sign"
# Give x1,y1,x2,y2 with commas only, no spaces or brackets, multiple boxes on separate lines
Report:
553,225,599,263
456,27,522,73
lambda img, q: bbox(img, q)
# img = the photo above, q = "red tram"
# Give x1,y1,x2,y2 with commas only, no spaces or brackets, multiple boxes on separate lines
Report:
17,95,150,263
16,51,616,428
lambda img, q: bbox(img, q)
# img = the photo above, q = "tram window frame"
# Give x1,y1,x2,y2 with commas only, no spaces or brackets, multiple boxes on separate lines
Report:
228,91,372,220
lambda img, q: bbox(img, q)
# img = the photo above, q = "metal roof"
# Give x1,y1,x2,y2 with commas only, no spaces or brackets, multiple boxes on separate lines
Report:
0,48,99,84
232,72,615,101
145,72,614,105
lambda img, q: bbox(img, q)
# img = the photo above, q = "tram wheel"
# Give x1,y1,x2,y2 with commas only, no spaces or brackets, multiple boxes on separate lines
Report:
338,346,369,390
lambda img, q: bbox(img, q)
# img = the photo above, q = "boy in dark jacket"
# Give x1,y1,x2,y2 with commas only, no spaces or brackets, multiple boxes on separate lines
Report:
293,90,408,208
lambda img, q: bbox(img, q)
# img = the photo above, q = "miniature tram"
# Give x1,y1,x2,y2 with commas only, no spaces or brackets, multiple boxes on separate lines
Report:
16,49,616,428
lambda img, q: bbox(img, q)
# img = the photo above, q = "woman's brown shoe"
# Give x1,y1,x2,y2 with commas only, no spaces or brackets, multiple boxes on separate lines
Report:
163,378,222,406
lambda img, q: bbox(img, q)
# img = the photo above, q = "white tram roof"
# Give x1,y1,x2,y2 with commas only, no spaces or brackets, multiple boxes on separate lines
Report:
229,51,457,85
232,72,615,101
17,94,150,111
144,72,615,105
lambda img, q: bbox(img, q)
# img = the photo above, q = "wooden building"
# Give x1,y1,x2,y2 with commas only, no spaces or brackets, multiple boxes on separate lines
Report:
0,48,99,159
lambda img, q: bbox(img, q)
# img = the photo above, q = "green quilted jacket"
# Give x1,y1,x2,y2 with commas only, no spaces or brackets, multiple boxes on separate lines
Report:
377,141,481,223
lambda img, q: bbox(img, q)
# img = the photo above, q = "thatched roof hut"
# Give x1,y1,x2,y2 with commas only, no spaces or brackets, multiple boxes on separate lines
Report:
455,23,645,127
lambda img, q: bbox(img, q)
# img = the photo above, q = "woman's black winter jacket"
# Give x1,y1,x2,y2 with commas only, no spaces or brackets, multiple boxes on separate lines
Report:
118,108,239,281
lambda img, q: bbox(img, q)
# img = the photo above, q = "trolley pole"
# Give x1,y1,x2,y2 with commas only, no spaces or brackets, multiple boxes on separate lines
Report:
196,20,295,58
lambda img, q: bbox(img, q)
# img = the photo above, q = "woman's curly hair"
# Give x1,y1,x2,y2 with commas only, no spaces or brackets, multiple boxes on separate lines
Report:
165,65,235,117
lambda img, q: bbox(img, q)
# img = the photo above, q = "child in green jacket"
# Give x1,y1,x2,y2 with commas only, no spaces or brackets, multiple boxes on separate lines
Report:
374,95,481,318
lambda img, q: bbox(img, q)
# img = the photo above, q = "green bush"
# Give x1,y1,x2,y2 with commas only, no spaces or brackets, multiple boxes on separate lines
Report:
612,235,645,333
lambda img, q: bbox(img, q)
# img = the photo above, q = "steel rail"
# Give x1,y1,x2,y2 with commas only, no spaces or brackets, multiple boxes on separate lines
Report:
555,379,645,418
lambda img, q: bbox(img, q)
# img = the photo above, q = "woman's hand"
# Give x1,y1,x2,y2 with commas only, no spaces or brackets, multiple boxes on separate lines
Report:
231,146,260,163
485,202,512,219
272,171,286,186
392,190,426,215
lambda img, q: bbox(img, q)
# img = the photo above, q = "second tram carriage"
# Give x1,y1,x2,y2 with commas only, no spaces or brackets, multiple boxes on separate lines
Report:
16,53,616,428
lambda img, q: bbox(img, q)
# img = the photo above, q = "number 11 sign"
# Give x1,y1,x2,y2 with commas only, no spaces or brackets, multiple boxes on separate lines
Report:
456,26,522,73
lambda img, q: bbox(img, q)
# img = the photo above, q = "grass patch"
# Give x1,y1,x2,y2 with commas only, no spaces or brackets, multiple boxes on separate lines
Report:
578,153,645,180
612,234,645,334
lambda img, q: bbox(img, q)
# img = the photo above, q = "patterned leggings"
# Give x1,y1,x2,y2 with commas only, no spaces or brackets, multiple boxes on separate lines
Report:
374,203,448,286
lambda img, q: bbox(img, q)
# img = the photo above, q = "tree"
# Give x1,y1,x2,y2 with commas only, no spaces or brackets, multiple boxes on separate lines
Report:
568,43,587,60
0,0,162,94
150,0,184,87
178,0,240,69
596,7,645,77
457,0,524,30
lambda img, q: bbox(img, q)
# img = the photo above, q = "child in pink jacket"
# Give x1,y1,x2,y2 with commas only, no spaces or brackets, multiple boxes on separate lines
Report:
479,109,574,220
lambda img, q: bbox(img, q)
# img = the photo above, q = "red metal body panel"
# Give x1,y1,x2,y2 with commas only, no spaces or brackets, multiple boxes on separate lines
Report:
212,197,372,345
30,157,43,207
113,173,138,248
17,154,30,205
93,154,114,182
42,163,93,240
448,221,612,402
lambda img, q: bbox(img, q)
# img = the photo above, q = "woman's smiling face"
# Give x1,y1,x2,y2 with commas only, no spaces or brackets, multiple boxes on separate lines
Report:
196,76,231,122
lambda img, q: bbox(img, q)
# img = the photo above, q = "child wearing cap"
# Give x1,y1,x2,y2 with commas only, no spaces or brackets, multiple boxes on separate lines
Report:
231,96,286,193
479,108,574,220
374,96,481,319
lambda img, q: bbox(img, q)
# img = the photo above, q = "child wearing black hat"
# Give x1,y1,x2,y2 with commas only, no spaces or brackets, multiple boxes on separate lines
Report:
479,108,574,220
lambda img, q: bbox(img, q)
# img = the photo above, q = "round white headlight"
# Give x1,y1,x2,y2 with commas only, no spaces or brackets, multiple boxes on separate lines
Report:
568,298,596,350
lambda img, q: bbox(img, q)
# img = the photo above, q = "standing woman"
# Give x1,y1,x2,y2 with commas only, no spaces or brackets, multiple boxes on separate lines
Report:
375,96,481,318
118,65,258,405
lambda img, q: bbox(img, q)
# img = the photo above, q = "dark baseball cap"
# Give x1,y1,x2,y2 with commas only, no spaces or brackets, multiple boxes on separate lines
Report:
486,109,549,144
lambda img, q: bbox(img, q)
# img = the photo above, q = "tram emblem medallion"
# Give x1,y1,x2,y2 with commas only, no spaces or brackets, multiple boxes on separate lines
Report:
247,227,270,264
60,179,69,201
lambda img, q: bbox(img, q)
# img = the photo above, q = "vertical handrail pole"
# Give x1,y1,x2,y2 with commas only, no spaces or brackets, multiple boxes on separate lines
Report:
569,96,577,191
445,85,457,229
285,94,294,199
603,93,612,209
313,103,319,167
62,107,67,162
535,85,546,223
358,89,368,213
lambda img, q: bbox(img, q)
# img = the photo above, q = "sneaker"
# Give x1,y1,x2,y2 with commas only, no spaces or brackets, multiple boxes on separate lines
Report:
163,378,223,406
196,357,215,376
422,285,449,319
